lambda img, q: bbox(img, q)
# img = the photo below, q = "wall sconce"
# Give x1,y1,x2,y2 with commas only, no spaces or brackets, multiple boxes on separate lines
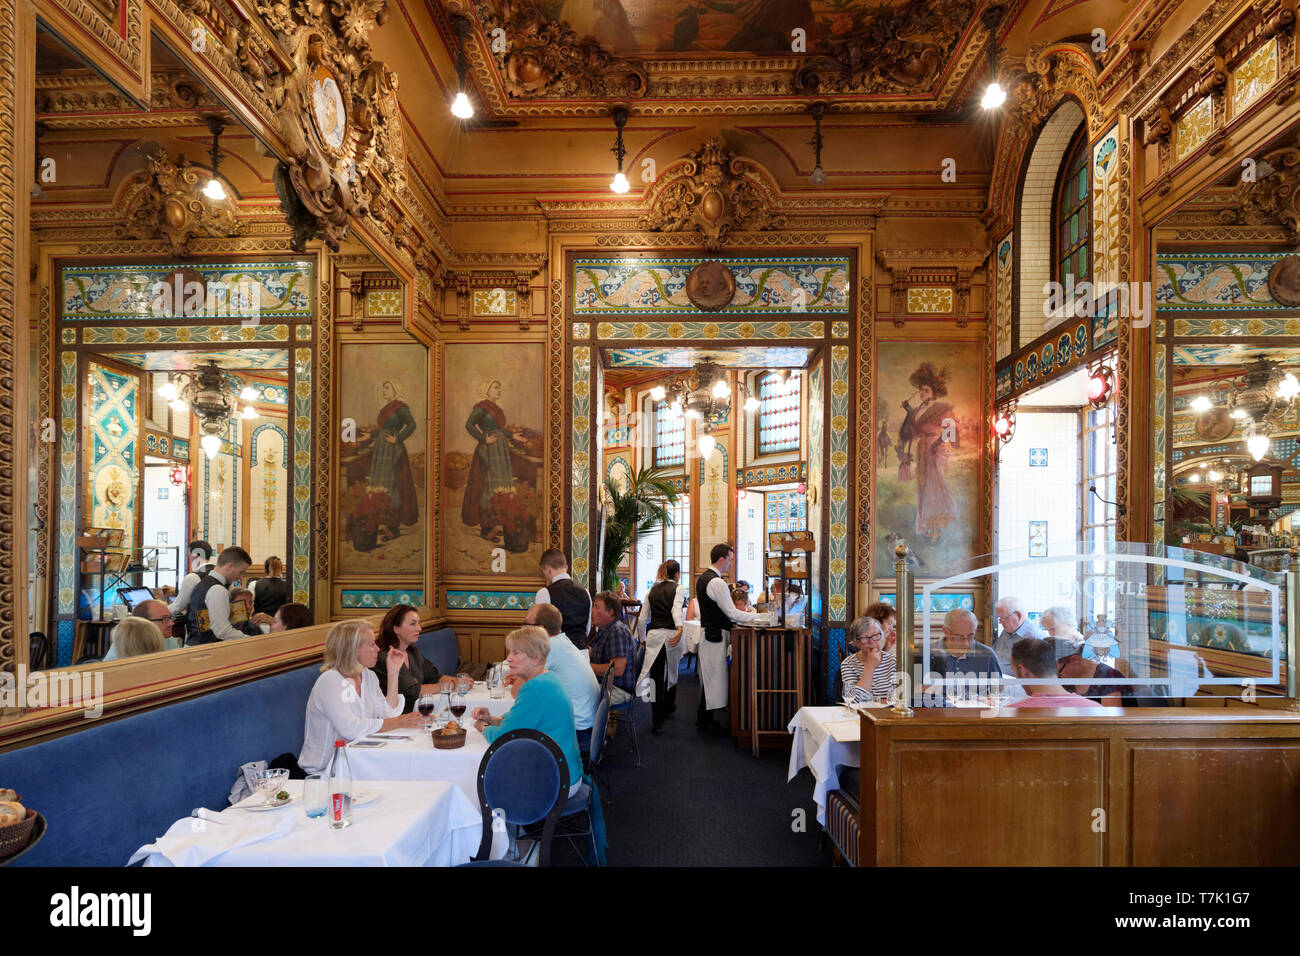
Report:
993,400,1017,444
609,106,630,193
1086,363,1115,408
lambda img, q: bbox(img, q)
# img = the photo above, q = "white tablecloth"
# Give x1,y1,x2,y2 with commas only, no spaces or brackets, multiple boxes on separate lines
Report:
133,780,482,866
682,620,702,652
787,706,863,826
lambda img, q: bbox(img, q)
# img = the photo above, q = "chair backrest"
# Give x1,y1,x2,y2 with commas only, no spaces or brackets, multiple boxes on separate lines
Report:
29,632,49,671
600,662,615,698
474,729,569,865
589,694,610,764
634,641,645,679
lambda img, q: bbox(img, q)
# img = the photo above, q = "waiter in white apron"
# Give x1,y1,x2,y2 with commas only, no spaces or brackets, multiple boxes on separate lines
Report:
695,543,764,733
635,559,688,734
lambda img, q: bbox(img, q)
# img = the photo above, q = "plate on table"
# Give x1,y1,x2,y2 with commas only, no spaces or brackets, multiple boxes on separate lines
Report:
245,793,295,811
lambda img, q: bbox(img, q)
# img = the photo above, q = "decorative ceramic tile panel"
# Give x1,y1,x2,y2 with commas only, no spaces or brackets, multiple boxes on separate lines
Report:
605,346,813,367
292,348,312,604
593,320,825,340
472,288,517,315
1028,520,1048,557
1153,345,1166,542
832,321,849,338
572,322,590,339
61,261,313,321
1155,254,1300,311
1172,317,1300,335
365,288,403,317
906,287,954,313
295,324,312,340
738,462,807,486
110,349,288,371
342,589,425,608
1029,448,1049,467
807,362,824,620
877,593,976,613
571,347,592,587
1091,126,1121,293
996,367,1012,400
827,345,850,621
1232,37,1277,115
61,328,77,344
1174,97,1212,163
573,257,850,315
86,362,140,554
82,324,290,345
995,232,1013,363
55,351,79,663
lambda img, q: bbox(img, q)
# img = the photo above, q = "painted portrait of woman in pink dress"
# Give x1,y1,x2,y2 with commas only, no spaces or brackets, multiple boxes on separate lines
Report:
895,362,958,546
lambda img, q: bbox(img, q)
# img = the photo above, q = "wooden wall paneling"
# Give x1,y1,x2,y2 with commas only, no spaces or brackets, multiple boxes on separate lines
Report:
35,0,149,106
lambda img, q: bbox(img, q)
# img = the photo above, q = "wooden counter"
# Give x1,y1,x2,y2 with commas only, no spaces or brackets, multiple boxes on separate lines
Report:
857,706,1300,866
729,626,811,756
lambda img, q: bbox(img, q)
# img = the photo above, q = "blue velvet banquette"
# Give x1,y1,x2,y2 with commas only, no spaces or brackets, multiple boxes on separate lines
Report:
0,627,460,866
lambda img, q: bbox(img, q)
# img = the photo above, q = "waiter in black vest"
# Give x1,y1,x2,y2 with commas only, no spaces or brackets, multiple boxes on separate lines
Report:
635,559,687,734
185,546,262,645
696,543,763,732
535,548,593,652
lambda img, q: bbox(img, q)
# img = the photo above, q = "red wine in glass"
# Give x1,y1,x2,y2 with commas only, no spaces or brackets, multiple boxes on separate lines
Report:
417,700,435,718
450,703,467,719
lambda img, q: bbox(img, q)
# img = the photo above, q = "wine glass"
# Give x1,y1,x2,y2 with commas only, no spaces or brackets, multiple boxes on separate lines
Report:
249,767,289,806
450,689,468,723
416,694,437,731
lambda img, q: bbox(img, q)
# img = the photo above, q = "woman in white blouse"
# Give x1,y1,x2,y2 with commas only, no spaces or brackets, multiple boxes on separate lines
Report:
299,619,424,774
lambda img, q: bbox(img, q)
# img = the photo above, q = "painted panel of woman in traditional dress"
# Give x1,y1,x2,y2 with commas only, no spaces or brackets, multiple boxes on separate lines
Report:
876,343,981,577
461,380,515,539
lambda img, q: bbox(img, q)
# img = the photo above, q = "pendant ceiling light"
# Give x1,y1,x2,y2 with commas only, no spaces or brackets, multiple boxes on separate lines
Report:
609,106,630,193
1186,356,1297,462
202,116,228,201
157,360,259,459
980,6,1006,110
450,14,475,119
808,102,828,185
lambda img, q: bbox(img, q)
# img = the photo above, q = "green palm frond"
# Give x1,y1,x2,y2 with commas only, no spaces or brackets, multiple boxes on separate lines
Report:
600,464,680,592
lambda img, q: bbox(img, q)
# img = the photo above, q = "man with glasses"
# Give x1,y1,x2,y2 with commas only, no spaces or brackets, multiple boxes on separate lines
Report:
992,596,1046,667
104,599,182,660
925,608,1004,703
840,615,891,704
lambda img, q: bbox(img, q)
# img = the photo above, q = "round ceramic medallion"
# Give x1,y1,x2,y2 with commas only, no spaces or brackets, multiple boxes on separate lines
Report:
311,65,347,152
1267,255,1300,307
685,260,736,312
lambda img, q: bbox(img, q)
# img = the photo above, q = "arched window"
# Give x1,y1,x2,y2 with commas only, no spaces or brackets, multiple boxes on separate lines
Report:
1055,128,1091,287
756,371,801,455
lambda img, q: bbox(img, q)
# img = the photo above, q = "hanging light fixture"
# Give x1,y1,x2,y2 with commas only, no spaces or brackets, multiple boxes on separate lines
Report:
156,360,259,459
808,102,828,186
450,14,475,119
979,6,1006,110
698,432,717,460
649,385,666,401
609,106,630,193
202,116,228,201
1246,421,1271,461
1187,356,1297,457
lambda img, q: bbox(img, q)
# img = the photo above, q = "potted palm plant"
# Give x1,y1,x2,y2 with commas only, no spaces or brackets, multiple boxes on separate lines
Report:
599,465,680,593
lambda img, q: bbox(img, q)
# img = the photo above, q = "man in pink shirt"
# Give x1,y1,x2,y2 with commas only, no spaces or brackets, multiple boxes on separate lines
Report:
1007,637,1103,709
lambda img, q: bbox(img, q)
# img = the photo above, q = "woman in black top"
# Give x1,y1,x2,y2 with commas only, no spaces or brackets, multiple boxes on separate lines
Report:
373,603,450,713
251,556,291,617
1059,650,1132,705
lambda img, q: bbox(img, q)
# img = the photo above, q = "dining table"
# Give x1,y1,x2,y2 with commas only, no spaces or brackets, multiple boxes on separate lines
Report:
787,704,876,825
129,779,483,866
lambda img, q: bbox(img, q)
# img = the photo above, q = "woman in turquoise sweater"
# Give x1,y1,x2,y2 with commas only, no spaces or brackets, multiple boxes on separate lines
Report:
471,625,584,795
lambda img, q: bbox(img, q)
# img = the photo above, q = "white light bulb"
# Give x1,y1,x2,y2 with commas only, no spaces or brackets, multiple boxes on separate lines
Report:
1190,395,1212,413
745,396,760,412
1278,372,1300,402
981,81,1006,110
698,433,716,460
242,405,258,419
451,91,474,119
239,385,258,402
809,165,827,186
1208,469,1223,482
610,172,630,194
1248,433,1270,461
1229,408,1248,419
169,399,188,413
711,379,729,399
201,434,221,459
685,408,699,419
650,385,666,401
1189,473,1201,484
158,382,180,401
202,178,227,201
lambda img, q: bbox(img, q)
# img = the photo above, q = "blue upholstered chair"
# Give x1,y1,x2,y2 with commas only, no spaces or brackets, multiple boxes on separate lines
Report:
472,729,568,866
607,641,644,767
586,694,611,802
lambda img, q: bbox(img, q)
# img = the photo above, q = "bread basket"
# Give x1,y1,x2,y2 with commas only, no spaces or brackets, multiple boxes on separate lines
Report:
0,794,39,862
432,727,467,750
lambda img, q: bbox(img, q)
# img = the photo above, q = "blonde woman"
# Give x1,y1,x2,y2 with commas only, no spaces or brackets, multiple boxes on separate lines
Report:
298,620,424,774
109,617,166,659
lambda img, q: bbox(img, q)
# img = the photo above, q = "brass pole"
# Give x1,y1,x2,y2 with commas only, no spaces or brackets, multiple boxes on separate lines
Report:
1287,547,1298,711
892,541,914,717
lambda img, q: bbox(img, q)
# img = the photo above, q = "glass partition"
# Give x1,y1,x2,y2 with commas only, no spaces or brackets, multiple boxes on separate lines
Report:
892,542,1291,707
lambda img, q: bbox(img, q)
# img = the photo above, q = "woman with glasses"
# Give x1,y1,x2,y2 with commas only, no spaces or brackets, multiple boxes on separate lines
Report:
840,615,887,704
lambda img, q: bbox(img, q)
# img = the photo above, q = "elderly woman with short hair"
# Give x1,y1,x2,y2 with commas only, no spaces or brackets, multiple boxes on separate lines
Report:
839,615,887,704
471,625,584,796
110,617,166,659
299,619,424,774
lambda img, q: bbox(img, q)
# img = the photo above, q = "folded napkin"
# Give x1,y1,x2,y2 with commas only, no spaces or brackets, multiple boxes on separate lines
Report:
128,806,296,867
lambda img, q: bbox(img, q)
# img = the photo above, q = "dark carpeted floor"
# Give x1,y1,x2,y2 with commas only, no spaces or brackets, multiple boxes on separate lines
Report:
586,665,831,867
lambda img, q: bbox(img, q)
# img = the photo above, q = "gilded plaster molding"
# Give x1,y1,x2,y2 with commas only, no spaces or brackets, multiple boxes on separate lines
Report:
122,145,245,256
0,0,20,687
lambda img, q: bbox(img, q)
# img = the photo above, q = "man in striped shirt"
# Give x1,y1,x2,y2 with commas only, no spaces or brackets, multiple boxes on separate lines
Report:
840,615,895,703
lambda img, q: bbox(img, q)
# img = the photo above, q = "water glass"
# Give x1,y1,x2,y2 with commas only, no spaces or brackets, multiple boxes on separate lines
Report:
304,774,328,819
488,663,505,699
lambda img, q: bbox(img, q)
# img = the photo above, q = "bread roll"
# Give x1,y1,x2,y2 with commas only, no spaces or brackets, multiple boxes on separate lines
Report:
0,801,26,822
0,788,17,802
